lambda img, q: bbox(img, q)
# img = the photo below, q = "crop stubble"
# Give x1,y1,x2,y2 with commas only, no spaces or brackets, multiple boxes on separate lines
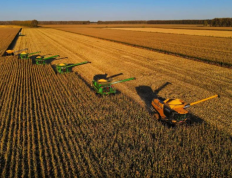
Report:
42,24,232,31
0,55,231,177
109,28,232,37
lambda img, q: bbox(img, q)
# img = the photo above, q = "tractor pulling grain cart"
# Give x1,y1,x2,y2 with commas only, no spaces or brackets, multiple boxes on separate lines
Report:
56,61,90,74
35,55,60,65
92,77,135,95
151,94,219,125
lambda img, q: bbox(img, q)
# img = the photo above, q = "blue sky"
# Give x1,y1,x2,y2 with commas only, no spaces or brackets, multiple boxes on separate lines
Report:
0,0,232,21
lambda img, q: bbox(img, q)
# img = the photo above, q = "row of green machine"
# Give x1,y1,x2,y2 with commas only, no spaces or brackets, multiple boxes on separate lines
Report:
5,48,41,60
6,48,135,95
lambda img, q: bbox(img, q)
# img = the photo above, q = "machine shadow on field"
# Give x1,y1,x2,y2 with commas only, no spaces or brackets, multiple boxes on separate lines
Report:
3,29,22,56
136,82,204,125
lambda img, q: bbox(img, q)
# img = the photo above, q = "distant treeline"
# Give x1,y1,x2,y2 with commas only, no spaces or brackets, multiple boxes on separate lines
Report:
147,20,211,24
38,21,90,25
211,18,232,27
0,20,38,27
98,20,147,24
98,20,211,24
1,18,232,27
98,18,232,27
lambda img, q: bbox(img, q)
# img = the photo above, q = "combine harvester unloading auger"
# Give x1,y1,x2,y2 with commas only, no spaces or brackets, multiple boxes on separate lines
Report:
35,55,60,65
56,61,90,74
151,94,219,125
92,76,135,95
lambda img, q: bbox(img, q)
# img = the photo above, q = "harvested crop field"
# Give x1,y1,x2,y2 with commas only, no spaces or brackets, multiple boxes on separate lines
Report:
0,57,232,176
109,27,232,37
12,28,232,135
45,26,232,66
0,28,20,56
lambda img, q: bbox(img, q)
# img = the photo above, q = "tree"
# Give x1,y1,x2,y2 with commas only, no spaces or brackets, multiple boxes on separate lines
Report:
31,20,38,27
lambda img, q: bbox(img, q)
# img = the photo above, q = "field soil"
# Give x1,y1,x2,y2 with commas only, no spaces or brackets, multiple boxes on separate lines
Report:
0,28,20,56
14,28,232,134
43,26,232,66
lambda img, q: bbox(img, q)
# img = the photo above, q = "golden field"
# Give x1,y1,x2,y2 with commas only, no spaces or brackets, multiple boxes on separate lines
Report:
109,27,232,37
0,26,231,177
42,24,232,31
14,28,232,134
43,25,232,66
0,27,231,177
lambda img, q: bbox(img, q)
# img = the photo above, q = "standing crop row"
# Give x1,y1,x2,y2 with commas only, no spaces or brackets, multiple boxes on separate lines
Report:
0,57,231,177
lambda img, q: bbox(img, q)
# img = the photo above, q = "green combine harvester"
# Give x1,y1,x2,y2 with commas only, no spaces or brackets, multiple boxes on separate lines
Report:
92,77,135,95
19,51,41,59
35,55,60,65
56,61,90,74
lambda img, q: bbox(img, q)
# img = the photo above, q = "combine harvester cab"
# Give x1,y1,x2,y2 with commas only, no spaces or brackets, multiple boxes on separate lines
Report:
19,51,41,59
56,61,90,74
35,55,60,65
151,94,219,125
92,77,135,95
